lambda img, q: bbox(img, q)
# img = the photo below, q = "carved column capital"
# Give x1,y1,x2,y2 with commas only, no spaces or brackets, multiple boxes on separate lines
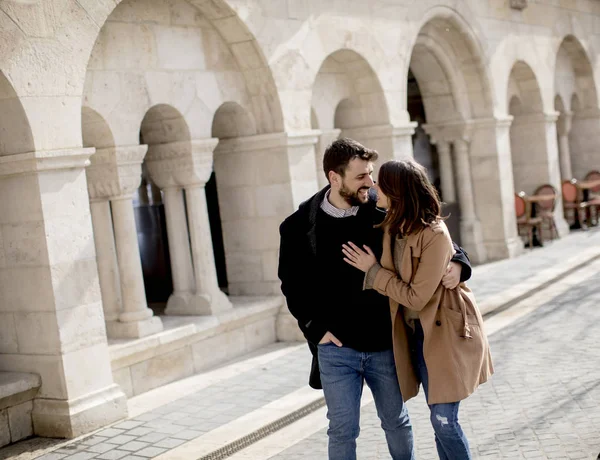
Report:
86,145,147,200
145,139,219,188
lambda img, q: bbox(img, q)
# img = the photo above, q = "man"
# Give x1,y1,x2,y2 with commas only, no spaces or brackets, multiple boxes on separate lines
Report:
278,138,472,460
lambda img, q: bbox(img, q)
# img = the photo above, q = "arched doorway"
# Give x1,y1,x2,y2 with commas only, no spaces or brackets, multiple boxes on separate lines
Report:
406,13,493,262
554,36,599,181
311,49,390,182
508,62,550,195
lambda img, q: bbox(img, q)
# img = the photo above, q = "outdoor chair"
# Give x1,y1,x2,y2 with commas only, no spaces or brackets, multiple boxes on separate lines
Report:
515,192,543,249
561,179,589,228
533,184,558,240
583,170,600,225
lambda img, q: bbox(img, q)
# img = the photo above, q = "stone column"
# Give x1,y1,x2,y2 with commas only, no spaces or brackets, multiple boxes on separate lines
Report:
569,108,600,180
144,143,196,315
185,183,231,314
341,123,417,166
147,139,231,315
86,146,163,338
453,138,487,263
391,123,418,160
162,187,196,314
88,199,122,325
0,148,127,438
315,129,341,189
556,111,573,180
436,140,456,203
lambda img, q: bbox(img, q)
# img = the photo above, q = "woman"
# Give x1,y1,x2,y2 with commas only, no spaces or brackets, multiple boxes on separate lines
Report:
342,160,493,460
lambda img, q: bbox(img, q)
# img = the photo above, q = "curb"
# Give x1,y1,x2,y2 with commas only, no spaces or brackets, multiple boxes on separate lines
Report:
478,246,600,318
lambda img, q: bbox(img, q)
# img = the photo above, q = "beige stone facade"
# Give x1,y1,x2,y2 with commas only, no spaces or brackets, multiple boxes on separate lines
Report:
0,0,599,442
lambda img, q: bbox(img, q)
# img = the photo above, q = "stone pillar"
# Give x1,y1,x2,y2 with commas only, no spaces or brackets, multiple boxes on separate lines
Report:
391,123,418,160
146,139,231,315
315,129,341,189
89,199,122,325
86,146,163,338
341,123,417,168
567,108,600,180
540,112,570,237
0,148,127,438
185,184,231,314
454,138,487,263
436,140,456,203
213,133,296,299
557,111,573,180
162,187,196,314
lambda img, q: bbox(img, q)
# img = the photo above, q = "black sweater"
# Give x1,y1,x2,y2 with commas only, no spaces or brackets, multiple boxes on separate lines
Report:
315,208,391,351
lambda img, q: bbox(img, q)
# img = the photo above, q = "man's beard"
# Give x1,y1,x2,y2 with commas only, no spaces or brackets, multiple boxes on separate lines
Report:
339,183,371,206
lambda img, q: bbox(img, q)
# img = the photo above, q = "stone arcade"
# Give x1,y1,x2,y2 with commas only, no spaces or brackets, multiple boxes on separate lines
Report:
0,0,599,445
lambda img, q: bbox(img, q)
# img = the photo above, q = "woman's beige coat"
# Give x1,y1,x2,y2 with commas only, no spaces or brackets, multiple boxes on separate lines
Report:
367,221,493,405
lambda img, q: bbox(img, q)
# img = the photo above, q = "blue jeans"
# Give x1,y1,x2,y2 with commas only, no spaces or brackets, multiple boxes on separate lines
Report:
412,321,472,460
317,343,414,460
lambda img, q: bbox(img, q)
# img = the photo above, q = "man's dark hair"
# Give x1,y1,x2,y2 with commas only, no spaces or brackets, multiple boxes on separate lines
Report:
322,138,378,182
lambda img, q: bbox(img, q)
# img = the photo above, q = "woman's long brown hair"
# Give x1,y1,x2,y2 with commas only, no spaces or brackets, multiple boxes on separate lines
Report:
376,160,443,237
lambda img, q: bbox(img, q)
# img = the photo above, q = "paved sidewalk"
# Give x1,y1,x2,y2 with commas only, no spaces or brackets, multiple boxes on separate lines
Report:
2,228,600,460
270,261,600,459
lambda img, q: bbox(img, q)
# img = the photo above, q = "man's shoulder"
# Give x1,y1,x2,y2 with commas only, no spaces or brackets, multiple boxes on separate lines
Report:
280,190,323,233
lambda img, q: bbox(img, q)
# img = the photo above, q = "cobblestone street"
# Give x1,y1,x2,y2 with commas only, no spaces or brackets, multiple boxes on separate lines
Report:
271,268,600,460
4,231,600,460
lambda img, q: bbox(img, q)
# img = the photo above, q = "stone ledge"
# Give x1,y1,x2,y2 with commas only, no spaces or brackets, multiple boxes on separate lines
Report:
108,296,284,397
0,372,40,448
0,372,41,411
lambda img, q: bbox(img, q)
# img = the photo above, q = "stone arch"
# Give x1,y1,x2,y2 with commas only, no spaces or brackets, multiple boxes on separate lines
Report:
82,106,115,149
310,49,390,184
312,49,390,131
0,71,34,156
508,61,555,195
405,9,493,256
141,104,191,146
553,35,600,181
212,102,257,140
270,18,402,130
83,0,283,147
407,7,493,124
554,35,597,111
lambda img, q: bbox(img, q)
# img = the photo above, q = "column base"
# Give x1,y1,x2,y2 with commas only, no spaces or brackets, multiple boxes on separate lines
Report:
459,219,488,264
164,291,195,316
32,384,127,439
555,214,570,238
484,236,524,261
105,316,163,339
276,306,304,342
166,291,232,315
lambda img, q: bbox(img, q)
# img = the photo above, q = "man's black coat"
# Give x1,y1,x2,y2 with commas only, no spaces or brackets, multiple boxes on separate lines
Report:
278,186,472,389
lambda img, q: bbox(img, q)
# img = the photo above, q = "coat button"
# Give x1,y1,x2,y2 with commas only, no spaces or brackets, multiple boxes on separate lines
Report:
435,320,442,326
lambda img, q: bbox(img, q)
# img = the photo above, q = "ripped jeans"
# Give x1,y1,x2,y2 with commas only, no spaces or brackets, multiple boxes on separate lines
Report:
412,320,472,460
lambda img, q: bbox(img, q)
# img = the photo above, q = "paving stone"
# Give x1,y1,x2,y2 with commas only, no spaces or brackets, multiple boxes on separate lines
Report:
95,450,131,460
104,435,138,446
85,443,117,454
119,441,149,452
268,270,600,460
152,438,186,449
134,446,167,458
